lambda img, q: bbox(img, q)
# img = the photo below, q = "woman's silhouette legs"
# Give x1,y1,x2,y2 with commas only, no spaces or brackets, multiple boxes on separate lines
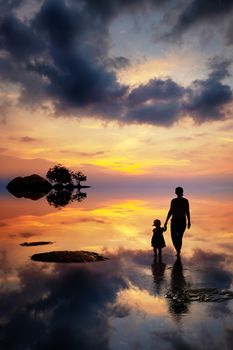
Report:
171,218,186,255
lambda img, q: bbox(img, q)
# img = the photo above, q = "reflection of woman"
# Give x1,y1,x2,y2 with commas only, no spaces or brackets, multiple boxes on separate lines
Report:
167,257,190,320
171,256,186,291
164,187,191,256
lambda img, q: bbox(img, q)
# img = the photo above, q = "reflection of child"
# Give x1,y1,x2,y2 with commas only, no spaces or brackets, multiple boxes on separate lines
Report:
151,219,166,256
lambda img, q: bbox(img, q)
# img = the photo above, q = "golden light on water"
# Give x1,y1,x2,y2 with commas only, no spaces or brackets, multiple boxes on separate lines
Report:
1,193,232,269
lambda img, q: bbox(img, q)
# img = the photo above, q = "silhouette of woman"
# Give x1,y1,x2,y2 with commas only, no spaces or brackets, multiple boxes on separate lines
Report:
164,187,191,256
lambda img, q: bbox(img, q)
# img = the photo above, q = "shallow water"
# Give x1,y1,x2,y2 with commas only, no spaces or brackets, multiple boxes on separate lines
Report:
0,185,233,349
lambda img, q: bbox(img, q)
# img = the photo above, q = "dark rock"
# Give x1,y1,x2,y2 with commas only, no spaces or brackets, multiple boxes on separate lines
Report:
7,174,52,192
31,250,108,263
20,241,54,247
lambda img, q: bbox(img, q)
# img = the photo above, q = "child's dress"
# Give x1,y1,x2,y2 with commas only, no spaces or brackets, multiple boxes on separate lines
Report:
151,227,166,249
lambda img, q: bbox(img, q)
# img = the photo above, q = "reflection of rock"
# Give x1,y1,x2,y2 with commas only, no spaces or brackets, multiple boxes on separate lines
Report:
7,189,49,200
7,174,52,200
31,251,108,263
20,241,54,247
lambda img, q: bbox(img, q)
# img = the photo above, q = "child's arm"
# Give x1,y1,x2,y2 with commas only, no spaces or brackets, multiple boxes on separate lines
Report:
151,230,155,246
162,226,167,232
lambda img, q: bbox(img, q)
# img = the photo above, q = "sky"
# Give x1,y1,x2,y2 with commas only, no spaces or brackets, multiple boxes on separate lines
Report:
0,0,233,186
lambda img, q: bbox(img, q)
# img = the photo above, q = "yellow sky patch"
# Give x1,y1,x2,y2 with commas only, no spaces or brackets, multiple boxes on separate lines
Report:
1,103,233,178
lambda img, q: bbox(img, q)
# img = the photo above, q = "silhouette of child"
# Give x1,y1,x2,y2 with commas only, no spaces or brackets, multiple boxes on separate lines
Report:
151,219,166,256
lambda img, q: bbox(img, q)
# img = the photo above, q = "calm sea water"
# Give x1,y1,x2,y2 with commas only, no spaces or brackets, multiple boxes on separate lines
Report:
0,183,232,349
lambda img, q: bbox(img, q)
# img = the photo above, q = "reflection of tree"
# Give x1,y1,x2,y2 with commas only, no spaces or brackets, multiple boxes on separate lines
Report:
46,189,87,208
151,256,166,296
167,257,191,321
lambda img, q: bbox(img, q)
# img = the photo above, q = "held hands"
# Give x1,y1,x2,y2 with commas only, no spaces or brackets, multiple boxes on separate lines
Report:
163,221,191,229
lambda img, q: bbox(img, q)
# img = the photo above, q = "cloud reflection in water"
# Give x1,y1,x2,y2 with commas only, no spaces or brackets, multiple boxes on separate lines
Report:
0,249,232,349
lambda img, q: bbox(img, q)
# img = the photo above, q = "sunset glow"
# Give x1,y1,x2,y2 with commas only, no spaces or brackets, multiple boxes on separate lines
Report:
0,0,233,183
1,2,233,349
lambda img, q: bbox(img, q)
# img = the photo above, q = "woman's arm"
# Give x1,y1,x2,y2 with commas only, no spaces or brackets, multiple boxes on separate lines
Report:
186,200,191,228
164,200,173,227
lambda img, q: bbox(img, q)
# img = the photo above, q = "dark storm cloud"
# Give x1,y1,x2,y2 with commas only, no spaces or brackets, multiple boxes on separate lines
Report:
124,78,185,125
208,57,232,81
0,15,44,60
106,56,130,70
0,0,25,15
226,21,233,45
172,0,233,34
184,58,233,121
0,0,128,111
185,79,232,121
125,101,181,125
127,78,185,106
125,60,233,125
0,0,232,126
25,0,128,110
83,0,171,21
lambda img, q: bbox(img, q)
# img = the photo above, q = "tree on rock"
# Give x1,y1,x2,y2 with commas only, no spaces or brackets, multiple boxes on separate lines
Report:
46,164,87,187
71,171,87,186
46,164,72,184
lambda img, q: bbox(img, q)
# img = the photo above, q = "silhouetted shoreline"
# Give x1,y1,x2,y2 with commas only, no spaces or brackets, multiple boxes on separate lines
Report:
6,173,90,207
